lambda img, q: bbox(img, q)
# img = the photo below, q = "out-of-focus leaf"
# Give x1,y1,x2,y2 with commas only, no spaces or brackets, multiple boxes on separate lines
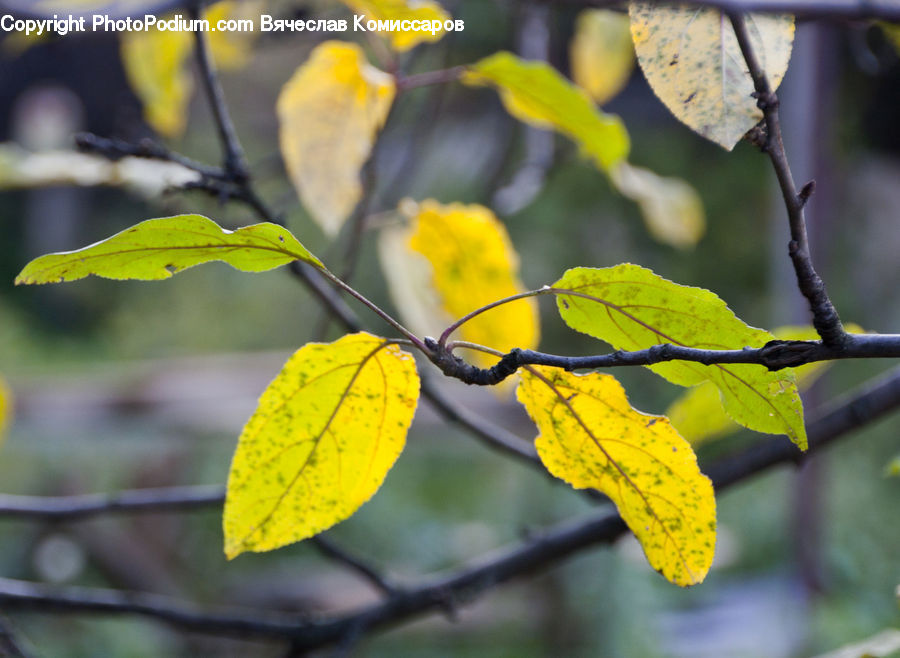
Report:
206,1,263,70
0,144,201,195
339,0,451,51
121,25,193,137
554,265,806,447
570,9,635,105
396,199,540,370
610,162,705,248
629,2,794,150
667,324,864,445
464,51,630,172
223,332,420,558
518,366,716,586
885,455,900,478
278,41,395,237
24,1,170,18
881,22,900,54
0,376,12,449
15,214,322,284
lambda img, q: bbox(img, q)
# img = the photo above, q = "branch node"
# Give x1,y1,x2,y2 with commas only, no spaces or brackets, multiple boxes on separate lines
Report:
798,180,816,208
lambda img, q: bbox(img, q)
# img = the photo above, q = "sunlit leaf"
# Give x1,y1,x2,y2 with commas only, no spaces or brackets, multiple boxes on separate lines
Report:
667,324,863,445
340,0,451,51
0,376,12,449
396,199,540,370
571,9,635,106
554,265,806,447
278,41,395,237
223,332,420,558
464,51,630,172
121,26,193,137
15,214,322,285
610,162,705,248
629,2,794,150
518,366,715,586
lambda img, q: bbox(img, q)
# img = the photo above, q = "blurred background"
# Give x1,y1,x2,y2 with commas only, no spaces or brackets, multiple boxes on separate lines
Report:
0,0,899,656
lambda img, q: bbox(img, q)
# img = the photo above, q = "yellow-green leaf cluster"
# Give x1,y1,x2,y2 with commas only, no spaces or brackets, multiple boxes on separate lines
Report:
554,265,807,447
394,199,540,369
668,324,863,445
278,41,395,237
610,162,705,248
629,2,794,150
464,51,630,172
223,332,420,558
339,0,451,51
0,376,12,450
570,9,635,106
14,214,321,284
518,366,716,586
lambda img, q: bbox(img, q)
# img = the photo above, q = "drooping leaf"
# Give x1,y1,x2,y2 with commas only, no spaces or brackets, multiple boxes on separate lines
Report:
518,366,716,586
570,9,635,106
339,0,451,52
629,2,795,150
610,162,705,248
554,265,807,447
0,376,12,449
223,332,420,558
393,199,540,370
278,41,395,237
121,2,260,136
121,25,193,137
667,324,864,445
15,214,322,284
464,51,630,172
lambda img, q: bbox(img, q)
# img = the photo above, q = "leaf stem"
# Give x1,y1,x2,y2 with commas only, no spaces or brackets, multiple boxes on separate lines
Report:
395,66,466,92
438,287,557,347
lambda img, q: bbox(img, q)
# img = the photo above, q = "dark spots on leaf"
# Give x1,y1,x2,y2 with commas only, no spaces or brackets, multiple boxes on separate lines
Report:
164,264,177,274
278,235,285,242
562,300,569,309
646,418,657,427
684,92,697,104
669,53,679,66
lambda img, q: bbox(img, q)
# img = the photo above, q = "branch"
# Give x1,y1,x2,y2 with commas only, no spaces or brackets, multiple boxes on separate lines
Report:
540,0,900,21
730,12,846,347
0,366,897,649
309,536,399,597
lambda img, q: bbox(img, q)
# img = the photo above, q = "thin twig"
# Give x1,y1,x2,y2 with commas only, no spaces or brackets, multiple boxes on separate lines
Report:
729,12,846,347
395,66,466,92
1,366,898,648
309,536,399,596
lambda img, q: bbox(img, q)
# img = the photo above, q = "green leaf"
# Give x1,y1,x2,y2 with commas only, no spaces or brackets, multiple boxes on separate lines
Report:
554,264,806,447
463,51,630,172
629,2,794,150
518,366,716,586
223,332,420,558
15,214,322,285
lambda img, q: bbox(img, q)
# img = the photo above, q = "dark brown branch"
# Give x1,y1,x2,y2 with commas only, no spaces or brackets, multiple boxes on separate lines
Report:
427,334,900,386
1,366,898,648
729,12,846,348
310,536,399,597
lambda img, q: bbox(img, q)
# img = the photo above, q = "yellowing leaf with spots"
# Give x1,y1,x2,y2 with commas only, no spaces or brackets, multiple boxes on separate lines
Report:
223,332,420,558
610,162,705,248
403,200,539,369
121,25,193,137
629,2,794,150
518,366,715,586
571,9,635,106
464,52,630,172
339,0,451,51
14,214,322,284
554,265,806,447
667,324,863,445
279,41,395,237
0,376,12,449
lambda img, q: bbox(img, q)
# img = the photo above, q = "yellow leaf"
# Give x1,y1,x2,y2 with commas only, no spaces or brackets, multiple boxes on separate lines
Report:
15,214,322,284
610,162,705,248
464,51,630,172
0,376,12,449
278,41,395,237
668,324,864,445
882,22,900,54
223,332,420,558
570,9,635,105
339,0,451,52
401,199,539,369
555,265,807,447
121,26,193,137
206,1,263,70
518,366,716,586
629,2,794,150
